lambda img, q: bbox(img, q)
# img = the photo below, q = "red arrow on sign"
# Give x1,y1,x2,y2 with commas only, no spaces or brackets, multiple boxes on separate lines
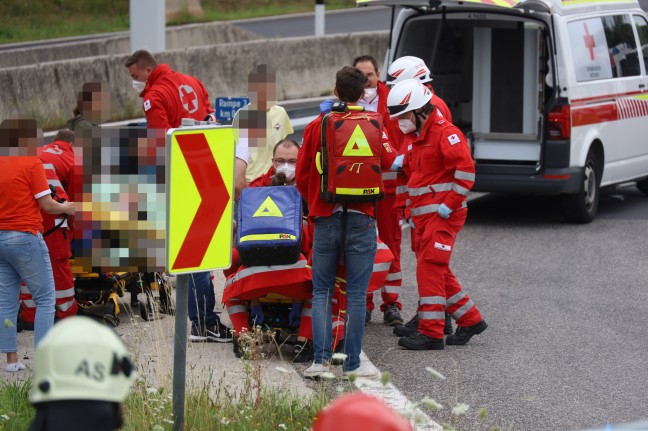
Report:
172,133,230,270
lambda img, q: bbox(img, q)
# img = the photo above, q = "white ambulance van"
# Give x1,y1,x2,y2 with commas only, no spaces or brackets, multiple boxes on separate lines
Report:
359,0,648,222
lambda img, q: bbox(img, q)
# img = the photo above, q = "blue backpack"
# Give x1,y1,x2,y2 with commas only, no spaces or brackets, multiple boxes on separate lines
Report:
236,186,303,266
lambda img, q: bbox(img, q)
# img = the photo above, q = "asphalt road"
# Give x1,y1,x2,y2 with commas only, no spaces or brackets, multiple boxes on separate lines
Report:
362,185,648,430
231,7,391,38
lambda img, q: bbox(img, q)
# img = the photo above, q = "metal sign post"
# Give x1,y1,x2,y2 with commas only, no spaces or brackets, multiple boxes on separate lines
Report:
166,125,235,430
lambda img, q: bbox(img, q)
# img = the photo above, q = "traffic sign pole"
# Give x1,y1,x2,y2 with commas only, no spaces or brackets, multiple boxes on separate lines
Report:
173,274,188,431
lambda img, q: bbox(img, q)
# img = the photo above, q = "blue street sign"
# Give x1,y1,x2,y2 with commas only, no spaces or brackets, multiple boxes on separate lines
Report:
215,97,250,123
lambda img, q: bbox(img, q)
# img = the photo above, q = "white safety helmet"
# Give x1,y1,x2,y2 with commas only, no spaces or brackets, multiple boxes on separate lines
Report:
387,56,433,87
30,316,135,404
386,79,433,119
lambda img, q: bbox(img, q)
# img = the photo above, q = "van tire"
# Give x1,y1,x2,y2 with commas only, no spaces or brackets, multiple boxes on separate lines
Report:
561,149,600,223
637,178,648,195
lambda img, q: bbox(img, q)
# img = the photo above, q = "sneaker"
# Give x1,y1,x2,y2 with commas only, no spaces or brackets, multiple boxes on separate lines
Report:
189,322,233,343
446,320,488,345
393,313,419,337
292,342,314,363
383,304,404,326
444,312,453,335
342,361,379,379
5,362,26,372
398,331,444,351
303,362,331,378
365,309,372,326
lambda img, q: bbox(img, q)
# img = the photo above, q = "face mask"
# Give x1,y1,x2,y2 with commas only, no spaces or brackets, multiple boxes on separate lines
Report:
363,87,377,101
398,118,417,134
132,80,146,94
275,163,296,181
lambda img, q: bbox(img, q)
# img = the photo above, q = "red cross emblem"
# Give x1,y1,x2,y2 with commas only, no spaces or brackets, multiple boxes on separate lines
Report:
583,22,596,61
178,84,199,114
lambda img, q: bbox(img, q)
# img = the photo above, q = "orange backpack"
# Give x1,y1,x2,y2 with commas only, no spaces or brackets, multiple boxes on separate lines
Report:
316,104,385,203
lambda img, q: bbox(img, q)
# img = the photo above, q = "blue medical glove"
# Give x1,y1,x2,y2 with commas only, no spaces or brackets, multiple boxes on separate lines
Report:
407,218,415,229
438,203,453,219
390,154,404,171
288,302,303,328
250,304,264,326
320,99,334,114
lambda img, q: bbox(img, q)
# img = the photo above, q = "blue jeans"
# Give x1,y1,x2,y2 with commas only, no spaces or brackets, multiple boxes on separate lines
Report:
187,271,220,332
311,212,377,372
0,231,55,352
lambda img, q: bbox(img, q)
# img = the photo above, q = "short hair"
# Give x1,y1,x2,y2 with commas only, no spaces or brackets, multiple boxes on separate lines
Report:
335,66,367,103
272,138,299,156
248,64,276,84
53,129,75,144
124,50,157,69
0,118,39,147
353,55,379,73
74,82,108,116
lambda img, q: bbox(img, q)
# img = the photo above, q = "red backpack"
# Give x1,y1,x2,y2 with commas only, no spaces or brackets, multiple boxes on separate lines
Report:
316,104,385,203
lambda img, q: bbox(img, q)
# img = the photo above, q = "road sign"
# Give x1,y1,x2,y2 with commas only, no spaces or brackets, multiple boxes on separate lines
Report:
214,97,249,123
166,126,235,274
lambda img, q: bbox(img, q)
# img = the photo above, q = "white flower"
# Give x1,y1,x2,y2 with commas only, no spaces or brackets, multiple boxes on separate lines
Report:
221,418,231,425
451,403,470,416
278,424,287,430
275,366,291,374
146,387,158,395
1,414,10,421
425,367,446,380
332,352,348,361
421,397,444,410
320,372,336,380
152,425,164,431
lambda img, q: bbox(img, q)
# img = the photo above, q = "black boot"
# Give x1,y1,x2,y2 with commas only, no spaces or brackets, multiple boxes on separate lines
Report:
398,331,444,351
446,320,488,345
393,313,419,337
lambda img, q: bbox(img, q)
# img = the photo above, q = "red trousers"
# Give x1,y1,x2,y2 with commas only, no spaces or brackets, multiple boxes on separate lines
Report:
414,209,482,339
20,229,77,322
368,192,403,312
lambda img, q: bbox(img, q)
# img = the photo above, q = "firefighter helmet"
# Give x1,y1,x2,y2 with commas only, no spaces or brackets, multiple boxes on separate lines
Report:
387,56,433,87
30,316,135,404
386,79,433,119
314,392,413,431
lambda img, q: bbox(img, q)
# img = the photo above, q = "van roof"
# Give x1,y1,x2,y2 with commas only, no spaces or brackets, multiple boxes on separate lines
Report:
357,0,642,15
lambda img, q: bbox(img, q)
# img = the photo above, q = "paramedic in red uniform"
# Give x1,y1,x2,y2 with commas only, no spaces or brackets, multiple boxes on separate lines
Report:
386,79,487,350
352,55,404,327
125,50,232,343
20,130,78,327
296,66,397,378
125,49,215,130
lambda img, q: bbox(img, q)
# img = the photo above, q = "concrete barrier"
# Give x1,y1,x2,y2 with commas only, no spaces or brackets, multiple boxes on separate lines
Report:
0,22,261,69
0,31,389,130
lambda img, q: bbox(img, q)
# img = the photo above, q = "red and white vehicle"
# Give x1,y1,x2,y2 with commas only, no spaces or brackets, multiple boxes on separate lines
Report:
359,0,648,222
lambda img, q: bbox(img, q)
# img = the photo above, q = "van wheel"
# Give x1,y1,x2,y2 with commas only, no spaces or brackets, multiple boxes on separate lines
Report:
637,178,648,195
561,149,600,223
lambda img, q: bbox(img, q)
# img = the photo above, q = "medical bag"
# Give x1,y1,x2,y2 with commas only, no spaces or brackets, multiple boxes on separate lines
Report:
317,103,385,203
237,186,302,266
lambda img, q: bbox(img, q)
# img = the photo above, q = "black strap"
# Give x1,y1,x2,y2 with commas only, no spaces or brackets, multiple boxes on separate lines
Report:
43,216,67,238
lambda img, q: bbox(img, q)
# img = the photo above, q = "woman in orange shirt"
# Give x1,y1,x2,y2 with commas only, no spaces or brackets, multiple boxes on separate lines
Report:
0,119,75,372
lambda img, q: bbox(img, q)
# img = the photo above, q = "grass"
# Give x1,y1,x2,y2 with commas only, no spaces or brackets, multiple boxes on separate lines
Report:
0,0,357,44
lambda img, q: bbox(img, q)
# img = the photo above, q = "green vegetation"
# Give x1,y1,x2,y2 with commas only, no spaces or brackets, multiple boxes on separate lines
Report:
0,0,356,44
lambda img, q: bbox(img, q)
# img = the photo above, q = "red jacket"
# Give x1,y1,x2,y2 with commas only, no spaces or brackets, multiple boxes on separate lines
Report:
140,64,214,130
404,111,475,217
296,111,397,219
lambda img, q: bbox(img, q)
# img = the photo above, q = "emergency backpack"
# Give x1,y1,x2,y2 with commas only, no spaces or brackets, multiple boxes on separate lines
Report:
316,103,385,203
237,186,302,267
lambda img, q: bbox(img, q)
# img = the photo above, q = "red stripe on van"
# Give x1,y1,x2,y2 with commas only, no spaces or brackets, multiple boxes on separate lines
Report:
571,102,618,127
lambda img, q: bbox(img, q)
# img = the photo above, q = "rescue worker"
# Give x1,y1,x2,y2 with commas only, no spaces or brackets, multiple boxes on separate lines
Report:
352,55,404,327
20,130,78,328
386,79,487,350
124,49,215,130
29,316,135,430
386,55,455,337
296,66,397,378
125,50,232,343
313,392,413,431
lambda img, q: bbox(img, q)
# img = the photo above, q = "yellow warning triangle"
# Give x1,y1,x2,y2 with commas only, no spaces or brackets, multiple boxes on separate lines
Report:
252,196,284,217
342,125,373,157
